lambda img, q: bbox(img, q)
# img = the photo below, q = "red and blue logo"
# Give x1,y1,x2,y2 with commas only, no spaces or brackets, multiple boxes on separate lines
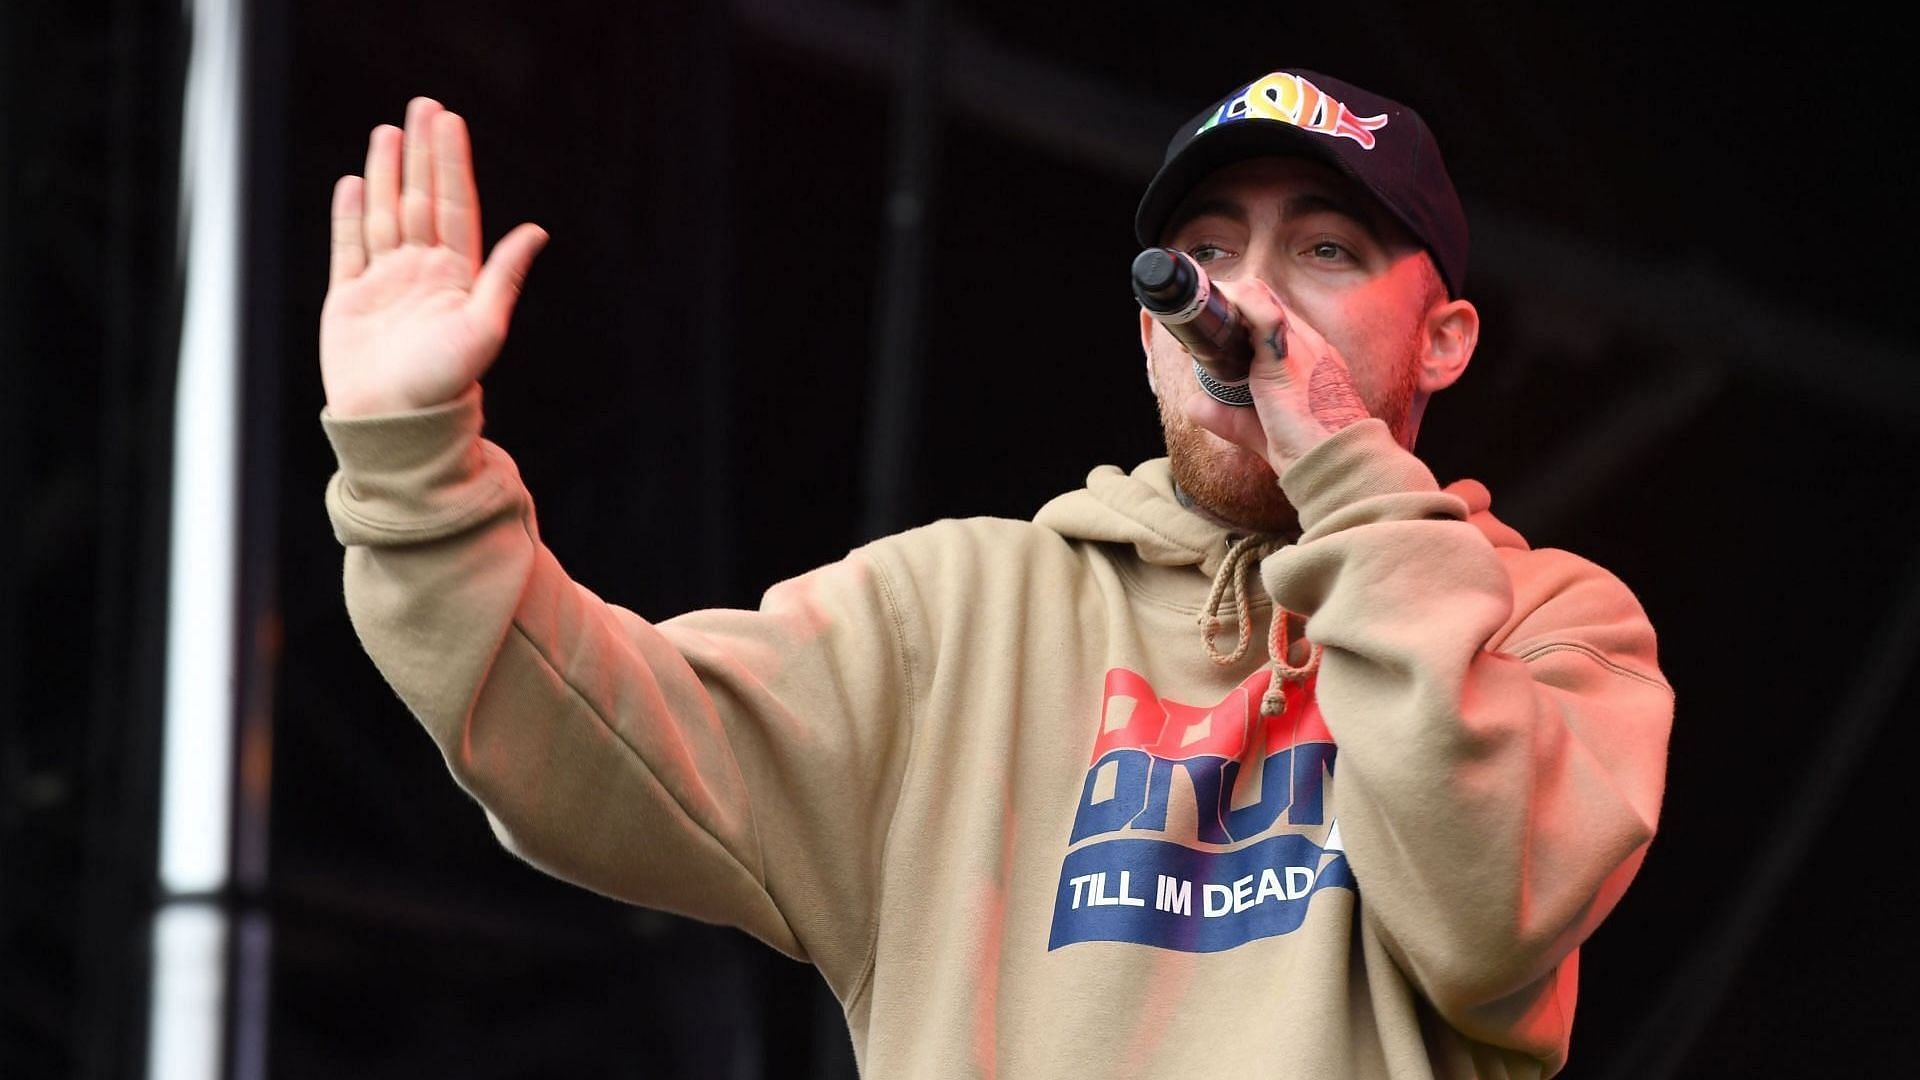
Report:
1047,667,1353,952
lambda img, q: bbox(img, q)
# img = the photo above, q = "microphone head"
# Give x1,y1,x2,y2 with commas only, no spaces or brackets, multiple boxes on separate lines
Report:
1130,247,1197,314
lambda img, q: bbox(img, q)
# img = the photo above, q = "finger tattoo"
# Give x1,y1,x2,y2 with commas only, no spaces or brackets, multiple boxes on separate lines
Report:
1264,327,1288,361
1307,356,1371,431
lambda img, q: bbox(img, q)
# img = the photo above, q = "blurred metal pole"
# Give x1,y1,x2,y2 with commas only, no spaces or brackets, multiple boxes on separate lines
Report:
154,0,252,1077
857,0,943,541
231,0,287,1075
163,0,245,907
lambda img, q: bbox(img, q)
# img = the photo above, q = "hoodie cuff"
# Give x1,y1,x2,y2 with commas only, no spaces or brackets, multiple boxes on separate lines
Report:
321,385,519,545
1278,419,1457,538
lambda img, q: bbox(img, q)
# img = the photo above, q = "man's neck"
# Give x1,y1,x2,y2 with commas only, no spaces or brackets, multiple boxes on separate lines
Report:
1171,479,1300,540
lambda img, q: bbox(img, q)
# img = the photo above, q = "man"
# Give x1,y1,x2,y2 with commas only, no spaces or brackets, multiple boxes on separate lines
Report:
321,69,1670,1077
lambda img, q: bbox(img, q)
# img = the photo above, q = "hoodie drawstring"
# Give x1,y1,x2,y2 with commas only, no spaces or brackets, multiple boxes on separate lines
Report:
1263,605,1322,716
1199,533,1322,716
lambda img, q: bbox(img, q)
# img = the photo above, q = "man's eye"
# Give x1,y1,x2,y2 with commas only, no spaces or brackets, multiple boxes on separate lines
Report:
1306,241,1348,261
1188,243,1230,263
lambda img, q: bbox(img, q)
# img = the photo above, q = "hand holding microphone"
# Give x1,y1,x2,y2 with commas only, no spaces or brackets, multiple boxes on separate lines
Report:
1130,247,1255,407
1133,246,1377,476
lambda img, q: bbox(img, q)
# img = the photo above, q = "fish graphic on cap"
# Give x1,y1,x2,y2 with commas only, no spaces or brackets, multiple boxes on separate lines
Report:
1197,71,1390,150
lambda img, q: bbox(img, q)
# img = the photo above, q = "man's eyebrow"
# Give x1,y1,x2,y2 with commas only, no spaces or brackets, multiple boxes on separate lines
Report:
1165,197,1245,238
1167,191,1382,243
1282,192,1378,234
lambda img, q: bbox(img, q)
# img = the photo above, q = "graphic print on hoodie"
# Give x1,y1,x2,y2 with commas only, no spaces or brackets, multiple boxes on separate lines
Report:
1048,664,1354,952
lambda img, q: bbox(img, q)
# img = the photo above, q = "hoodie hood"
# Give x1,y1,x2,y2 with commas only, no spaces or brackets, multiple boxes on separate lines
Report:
1034,459,1240,579
1034,457,1529,579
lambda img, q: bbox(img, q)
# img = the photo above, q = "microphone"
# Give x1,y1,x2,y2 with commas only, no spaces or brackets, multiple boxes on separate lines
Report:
1130,247,1255,407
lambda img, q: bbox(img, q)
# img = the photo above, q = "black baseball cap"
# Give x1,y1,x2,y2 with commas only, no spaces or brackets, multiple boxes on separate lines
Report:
1135,69,1469,298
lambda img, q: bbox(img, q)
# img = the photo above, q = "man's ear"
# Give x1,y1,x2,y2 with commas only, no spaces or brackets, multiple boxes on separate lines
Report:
1418,298,1479,394
1139,306,1159,393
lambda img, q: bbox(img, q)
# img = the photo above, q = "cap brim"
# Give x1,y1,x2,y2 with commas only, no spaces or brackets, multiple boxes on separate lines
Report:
1133,120,1393,250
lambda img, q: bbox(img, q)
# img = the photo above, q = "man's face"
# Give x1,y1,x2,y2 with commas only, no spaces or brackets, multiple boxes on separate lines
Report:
1142,155,1450,534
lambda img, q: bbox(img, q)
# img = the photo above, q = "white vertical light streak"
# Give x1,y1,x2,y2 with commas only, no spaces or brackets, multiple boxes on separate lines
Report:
162,0,242,896
146,905,230,1080
155,1,244,1077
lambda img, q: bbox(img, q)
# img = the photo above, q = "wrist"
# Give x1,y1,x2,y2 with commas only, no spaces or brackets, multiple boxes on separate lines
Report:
323,382,476,420
1261,424,1333,480
1277,419,1443,535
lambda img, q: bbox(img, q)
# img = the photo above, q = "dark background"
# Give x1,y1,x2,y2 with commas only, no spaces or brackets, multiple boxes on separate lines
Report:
6,0,1919,1076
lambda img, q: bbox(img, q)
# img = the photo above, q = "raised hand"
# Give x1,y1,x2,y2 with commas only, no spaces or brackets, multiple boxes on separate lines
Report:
321,97,548,418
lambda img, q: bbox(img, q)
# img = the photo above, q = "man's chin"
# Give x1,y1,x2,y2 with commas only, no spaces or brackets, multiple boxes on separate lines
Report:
1165,431,1300,536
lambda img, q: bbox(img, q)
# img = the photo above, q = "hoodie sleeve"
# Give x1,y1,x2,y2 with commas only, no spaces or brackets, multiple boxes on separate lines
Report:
319,387,916,1002
1260,419,1672,1064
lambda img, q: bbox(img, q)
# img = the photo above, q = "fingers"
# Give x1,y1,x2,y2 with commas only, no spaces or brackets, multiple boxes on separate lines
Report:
1219,280,1371,440
1217,279,1295,380
329,175,367,286
432,111,482,271
400,96,442,246
470,223,550,334
362,124,402,254
357,99,480,269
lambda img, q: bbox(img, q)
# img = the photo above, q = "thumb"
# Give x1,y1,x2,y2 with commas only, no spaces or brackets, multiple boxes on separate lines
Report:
470,222,549,334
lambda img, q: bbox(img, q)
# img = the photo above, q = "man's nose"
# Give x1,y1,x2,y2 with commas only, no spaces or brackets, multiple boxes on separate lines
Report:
1221,266,1292,315
1233,248,1293,307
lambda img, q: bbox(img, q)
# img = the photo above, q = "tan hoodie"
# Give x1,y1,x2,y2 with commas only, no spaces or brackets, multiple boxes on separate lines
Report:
323,388,1671,1078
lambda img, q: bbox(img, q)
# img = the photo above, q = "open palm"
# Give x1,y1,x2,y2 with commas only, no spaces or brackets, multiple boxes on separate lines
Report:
320,97,547,418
